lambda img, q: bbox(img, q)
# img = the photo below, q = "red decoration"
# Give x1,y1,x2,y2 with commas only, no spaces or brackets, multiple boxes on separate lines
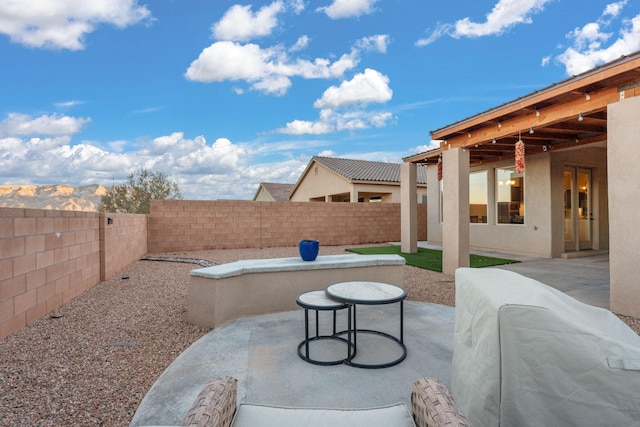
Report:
515,140,525,173
437,156,442,181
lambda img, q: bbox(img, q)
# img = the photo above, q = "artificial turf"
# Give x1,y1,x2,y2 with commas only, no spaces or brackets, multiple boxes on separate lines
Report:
346,245,519,272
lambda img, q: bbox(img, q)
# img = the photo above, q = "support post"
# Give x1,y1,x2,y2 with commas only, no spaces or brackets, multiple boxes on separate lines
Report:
442,147,470,275
608,96,640,317
401,162,418,253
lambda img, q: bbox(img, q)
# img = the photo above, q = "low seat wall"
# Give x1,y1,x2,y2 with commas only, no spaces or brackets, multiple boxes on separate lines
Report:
189,254,405,329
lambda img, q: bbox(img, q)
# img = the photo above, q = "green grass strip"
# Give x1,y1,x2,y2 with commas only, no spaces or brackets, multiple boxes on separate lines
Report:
346,245,519,272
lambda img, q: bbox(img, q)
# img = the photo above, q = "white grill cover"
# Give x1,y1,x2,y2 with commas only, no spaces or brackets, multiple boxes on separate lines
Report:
452,268,640,427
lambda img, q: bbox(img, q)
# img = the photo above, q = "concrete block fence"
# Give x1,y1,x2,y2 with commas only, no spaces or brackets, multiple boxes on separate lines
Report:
148,200,427,252
0,209,147,340
1,200,426,340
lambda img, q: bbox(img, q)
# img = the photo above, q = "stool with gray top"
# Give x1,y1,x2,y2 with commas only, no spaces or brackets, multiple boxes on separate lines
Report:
296,290,353,365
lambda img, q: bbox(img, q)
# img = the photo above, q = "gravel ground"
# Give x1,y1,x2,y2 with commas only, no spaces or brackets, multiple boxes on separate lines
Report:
1,245,638,426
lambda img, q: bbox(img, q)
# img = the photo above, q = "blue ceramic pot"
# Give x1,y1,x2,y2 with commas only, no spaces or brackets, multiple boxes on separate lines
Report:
298,240,319,261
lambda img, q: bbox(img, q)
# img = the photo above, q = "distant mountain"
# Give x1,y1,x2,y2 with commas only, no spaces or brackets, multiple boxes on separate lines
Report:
0,184,107,212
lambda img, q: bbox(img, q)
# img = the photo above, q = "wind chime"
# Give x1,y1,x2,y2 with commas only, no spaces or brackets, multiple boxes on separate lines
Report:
437,155,443,181
515,131,525,173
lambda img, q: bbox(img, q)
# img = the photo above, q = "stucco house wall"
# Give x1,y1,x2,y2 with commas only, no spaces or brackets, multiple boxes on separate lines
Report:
291,161,427,203
550,146,609,256
426,148,609,258
291,162,353,201
608,96,640,317
253,187,275,201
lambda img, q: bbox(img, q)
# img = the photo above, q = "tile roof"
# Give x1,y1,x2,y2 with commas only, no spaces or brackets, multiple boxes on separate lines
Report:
260,182,295,201
312,156,427,184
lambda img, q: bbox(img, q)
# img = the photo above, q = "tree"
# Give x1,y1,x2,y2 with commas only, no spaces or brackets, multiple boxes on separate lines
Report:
98,168,183,214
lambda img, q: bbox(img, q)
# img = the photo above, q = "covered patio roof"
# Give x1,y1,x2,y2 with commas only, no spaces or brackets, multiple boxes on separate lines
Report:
405,51,640,166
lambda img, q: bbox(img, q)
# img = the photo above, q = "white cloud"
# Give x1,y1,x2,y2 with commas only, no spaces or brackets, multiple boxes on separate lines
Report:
212,1,285,42
454,0,551,37
356,34,390,53
288,0,306,15
252,75,293,96
333,109,394,131
0,112,409,199
0,137,24,152
0,0,152,50
314,68,392,109
136,132,247,174
290,35,310,52
174,137,247,174
130,106,164,115
55,100,86,108
318,150,336,157
185,40,360,95
368,111,394,127
278,120,334,135
185,42,271,83
412,140,442,154
604,1,628,19
276,69,394,135
318,0,379,19
556,2,640,75
0,113,91,137
0,136,132,180
416,0,551,46
0,110,398,200
0,122,259,198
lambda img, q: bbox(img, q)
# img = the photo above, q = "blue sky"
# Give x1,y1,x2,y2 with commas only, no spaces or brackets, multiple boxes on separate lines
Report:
1,0,639,200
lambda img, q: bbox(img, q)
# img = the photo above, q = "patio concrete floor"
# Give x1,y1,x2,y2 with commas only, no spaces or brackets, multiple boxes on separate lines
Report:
416,242,610,310
130,246,610,426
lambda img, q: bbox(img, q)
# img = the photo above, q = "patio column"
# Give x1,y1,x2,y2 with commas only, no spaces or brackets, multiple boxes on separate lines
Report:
608,96,640,318
401,162,417,253
442,147,470,275
350,188,358,202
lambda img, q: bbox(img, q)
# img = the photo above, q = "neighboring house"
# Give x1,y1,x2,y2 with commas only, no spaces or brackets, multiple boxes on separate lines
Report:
253,182,295,201
289,156,427,203
400,50,640,318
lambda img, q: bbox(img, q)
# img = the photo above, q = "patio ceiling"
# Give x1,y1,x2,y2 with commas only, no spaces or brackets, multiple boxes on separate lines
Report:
405,51,640,166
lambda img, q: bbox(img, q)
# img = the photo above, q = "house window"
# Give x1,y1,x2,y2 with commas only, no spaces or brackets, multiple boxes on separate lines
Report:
470,171,487,223
496,167,524,224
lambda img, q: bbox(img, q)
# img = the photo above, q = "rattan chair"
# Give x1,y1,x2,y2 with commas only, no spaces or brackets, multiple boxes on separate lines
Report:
181,375,469,427
411,377,470,427
182,376,237,427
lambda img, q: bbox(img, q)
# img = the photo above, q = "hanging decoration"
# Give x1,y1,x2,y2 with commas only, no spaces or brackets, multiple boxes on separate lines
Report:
515,133,525,173
437,155,443,181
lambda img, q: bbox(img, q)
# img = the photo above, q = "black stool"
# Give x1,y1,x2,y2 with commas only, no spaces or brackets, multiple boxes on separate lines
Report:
296,290,353,365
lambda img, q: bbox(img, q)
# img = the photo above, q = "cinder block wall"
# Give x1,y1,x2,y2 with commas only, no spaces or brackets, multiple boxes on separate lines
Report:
148,200,427,252
100,213,148,281
1,201,425,339
0,208,147,340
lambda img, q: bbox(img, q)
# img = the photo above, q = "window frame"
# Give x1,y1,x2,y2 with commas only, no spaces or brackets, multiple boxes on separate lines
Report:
469,170,488,224
495,167,525,225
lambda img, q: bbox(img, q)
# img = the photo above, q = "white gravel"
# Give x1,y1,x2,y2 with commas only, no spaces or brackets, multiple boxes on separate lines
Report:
1,245,637,426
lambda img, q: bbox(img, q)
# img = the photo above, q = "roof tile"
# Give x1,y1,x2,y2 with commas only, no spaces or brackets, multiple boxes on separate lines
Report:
313,156,427,184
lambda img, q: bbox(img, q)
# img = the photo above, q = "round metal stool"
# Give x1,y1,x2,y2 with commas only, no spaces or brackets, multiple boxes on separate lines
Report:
296,290,353,365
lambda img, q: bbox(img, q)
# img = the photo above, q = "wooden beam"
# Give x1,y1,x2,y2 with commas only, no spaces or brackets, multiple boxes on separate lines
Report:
434,84,619,148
